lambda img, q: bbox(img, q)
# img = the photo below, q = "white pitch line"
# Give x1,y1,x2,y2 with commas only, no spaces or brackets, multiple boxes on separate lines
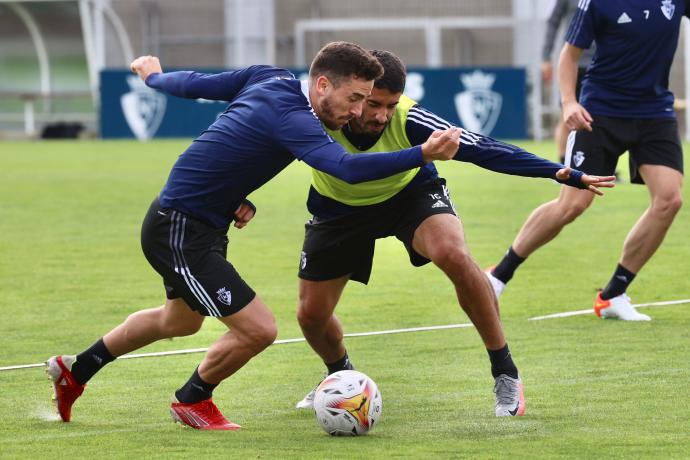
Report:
529,298,690,321
0,322,475,372
3,298,687,372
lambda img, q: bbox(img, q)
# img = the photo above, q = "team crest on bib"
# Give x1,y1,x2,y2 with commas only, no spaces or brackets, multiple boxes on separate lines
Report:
661,0,675,20
216,287,232,306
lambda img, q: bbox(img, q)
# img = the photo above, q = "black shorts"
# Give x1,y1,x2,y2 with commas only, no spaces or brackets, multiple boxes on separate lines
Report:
565,116,684,184
298,179,457,284
140,198,256,317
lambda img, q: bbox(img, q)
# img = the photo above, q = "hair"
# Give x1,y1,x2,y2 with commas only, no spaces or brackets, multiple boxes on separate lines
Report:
309,41,384,86
370,49,407,94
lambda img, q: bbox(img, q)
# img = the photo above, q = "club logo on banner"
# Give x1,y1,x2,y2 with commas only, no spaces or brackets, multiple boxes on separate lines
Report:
120,75,166,140
454,70,502,135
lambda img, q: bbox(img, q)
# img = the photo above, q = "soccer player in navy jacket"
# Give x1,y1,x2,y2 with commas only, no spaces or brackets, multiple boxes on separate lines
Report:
489,1,686,320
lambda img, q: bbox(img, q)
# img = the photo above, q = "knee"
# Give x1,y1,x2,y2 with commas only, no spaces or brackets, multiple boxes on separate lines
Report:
297,299,326,329
559,200,590,224
247,320,278,353
652,194,683,219
433,244,473,271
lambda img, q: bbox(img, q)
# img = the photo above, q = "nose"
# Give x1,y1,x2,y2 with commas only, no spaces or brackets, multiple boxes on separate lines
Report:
375,110,388,124
350,102,363,118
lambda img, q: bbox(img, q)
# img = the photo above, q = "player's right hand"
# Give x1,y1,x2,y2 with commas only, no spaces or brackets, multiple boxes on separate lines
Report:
563,101,593,132
421,127,461,162
130,55,163,81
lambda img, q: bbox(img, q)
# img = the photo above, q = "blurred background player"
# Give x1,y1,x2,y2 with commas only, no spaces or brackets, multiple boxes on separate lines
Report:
541,0,595,164
488,0,685,321
45,42,463,430
294,50,615,417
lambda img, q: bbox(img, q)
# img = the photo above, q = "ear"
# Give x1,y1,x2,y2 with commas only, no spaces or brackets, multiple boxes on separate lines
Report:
315,75,331,94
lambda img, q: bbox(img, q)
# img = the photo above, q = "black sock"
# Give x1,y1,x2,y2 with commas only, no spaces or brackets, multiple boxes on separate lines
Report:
71,338,116,385
600,264,636,300
175,368,218,403
487,344,518,379
492,247,526,284
326,352,354,375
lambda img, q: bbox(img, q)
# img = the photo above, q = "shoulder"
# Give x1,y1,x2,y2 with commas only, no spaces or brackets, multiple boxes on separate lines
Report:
406,104,452,130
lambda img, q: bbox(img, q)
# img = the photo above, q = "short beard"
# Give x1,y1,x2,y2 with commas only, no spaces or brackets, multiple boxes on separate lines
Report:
319,97,346,130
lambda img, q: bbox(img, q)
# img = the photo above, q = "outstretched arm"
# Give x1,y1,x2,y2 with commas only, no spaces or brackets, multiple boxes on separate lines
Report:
300,128,461,184
405,105,614,194
281,107,460,184
130,55,273,101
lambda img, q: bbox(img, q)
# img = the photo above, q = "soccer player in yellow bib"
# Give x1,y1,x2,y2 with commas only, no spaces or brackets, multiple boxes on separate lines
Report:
295,50,615,417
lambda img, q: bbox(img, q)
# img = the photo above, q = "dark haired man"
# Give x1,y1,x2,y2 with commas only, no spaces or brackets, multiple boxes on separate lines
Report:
294,50,615,416
45,42,463,430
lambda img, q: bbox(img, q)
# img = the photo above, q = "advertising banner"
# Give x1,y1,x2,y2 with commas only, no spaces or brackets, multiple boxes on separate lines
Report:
101,67,526,140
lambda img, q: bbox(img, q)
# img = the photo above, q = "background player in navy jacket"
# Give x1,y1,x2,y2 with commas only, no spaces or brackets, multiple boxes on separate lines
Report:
293,50,616,417
45,42,463,430
489,1,685,320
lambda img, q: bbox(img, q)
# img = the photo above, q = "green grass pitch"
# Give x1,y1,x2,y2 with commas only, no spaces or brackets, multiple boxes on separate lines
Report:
0,140,688,459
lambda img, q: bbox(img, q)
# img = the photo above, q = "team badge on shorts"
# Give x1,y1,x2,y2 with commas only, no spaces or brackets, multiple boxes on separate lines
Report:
573,151,585,167
661,0,675,20
216,287,233,306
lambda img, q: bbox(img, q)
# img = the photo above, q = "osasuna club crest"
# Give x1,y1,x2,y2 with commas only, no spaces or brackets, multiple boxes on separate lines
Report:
661,0,675,20
454,70,502,136
216,287,232,306
121,75,166,140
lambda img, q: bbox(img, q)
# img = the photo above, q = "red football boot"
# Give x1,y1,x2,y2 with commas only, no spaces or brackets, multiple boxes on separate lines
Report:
45,355,86,422
170,398,241,430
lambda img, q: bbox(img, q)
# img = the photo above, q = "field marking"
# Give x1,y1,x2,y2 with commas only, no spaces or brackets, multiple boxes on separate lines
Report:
0,323,475,372
528,298,690,321
2,298,687,372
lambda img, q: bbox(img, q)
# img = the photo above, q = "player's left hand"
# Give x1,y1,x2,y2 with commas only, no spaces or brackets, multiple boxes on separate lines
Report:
556,167,616,196
233,202,256,229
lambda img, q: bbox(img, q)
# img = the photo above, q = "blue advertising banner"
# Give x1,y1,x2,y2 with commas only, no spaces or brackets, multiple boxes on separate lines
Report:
100,67,526,140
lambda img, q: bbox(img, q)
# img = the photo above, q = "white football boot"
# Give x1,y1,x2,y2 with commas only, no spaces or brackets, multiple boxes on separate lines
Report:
594,292,651,321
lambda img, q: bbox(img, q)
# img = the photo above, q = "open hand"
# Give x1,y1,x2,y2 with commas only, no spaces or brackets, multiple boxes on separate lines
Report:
421,127,461,162
556,167,616,196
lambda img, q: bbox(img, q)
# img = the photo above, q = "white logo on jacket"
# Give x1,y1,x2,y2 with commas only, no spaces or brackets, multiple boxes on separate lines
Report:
661,0,675,20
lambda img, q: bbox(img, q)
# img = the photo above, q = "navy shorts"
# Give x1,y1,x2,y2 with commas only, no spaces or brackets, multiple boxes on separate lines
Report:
140,198,256,317
298,179,458,284
565,116,684,184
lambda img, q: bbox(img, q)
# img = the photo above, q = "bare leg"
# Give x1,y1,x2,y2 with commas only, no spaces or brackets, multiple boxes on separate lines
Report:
198,295,277,384
619,165,683,273
412,214,504,349
103,297,205,357
512,185,595,258
555,118,569,164
297,276,350,364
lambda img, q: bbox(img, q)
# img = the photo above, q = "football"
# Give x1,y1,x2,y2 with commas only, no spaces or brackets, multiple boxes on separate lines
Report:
313,370,382,436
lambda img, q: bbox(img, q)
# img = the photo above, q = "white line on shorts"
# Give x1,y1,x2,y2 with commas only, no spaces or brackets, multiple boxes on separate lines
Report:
1,298,687,372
